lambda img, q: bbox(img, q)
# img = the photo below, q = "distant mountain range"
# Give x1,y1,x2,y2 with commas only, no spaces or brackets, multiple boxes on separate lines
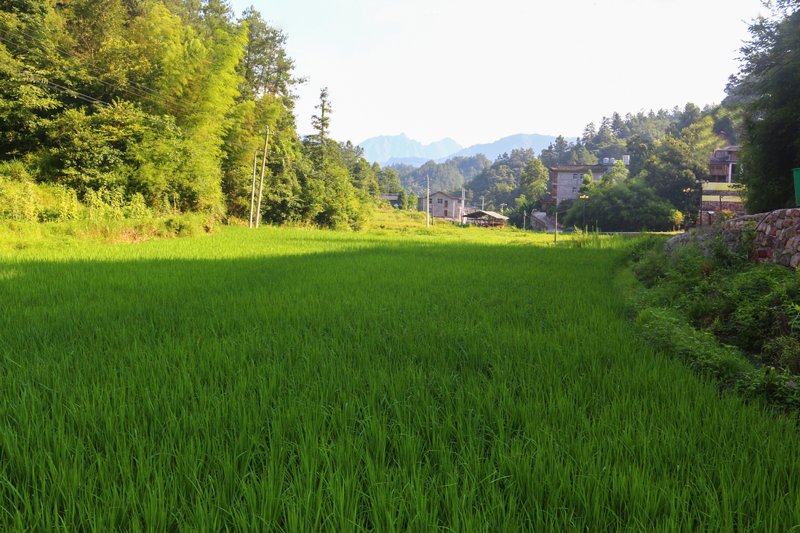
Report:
359,133,561,167
358,134,462,165
448,134,560,161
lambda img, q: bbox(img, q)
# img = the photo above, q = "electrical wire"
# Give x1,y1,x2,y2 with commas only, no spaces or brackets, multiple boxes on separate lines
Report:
0,27,273,157
0,25,177,108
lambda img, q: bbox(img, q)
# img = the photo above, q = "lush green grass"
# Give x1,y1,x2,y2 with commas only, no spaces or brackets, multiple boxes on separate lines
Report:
1,224,799,530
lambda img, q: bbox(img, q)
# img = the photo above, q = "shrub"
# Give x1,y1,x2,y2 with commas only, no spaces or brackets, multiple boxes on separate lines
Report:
124,193,152,219
0,179,38,221
164,217,197,237
632,247,668,287
763,336,800,374
636,307,751,388
630,230,800,378
636,306,800,411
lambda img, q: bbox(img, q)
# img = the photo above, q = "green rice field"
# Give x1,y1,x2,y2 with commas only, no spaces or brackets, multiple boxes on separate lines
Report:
1,223,799,530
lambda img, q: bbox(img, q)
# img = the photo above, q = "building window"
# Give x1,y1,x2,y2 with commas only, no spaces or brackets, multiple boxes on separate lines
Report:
444,200,448,207
437,198,443,204
444,209,448,217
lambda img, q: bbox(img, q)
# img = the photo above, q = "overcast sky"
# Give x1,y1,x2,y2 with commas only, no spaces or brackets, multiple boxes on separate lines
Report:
228,0,767,147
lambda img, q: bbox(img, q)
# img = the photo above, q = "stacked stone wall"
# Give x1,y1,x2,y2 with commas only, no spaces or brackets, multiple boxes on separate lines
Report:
722,208,800,269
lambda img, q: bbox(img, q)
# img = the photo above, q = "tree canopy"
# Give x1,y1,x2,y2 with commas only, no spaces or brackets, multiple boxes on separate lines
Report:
726,2,800,211
0,0,398,228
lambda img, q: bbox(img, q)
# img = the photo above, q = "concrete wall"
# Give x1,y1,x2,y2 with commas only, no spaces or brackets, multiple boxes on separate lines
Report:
555,171,607,204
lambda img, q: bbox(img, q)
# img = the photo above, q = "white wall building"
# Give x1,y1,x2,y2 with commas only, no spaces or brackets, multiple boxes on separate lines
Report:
417,191,470,221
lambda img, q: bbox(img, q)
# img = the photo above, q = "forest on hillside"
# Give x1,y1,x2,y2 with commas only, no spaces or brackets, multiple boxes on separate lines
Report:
397,104,737,230
0,0,405,228
393,1,799,230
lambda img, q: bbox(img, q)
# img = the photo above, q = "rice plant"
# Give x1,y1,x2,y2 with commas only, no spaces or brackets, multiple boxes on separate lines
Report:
0,226,798,530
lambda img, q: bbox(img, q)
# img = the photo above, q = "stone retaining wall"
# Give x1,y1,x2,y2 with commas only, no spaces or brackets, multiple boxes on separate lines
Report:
723,208,800,269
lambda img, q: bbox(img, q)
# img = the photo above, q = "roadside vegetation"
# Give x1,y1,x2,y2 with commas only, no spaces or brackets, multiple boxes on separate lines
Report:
628,233,800,411
2,223,800,530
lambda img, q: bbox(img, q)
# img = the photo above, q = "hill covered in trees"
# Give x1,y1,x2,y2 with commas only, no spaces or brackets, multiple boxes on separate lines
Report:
395,103,740,231
385,1,800,231
0,0,403,228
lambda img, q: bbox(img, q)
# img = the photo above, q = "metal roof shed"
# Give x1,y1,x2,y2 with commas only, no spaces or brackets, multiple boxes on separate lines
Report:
464,210,509,227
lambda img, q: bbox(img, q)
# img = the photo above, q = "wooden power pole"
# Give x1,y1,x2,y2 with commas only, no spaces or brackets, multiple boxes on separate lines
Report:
426,175,430,229
554,207,559,244
249,151,258,228
255,127,270,229
461,187,465,225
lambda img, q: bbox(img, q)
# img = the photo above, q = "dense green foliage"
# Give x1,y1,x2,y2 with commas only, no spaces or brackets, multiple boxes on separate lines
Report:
632,233,800,373
563,180,677,232
2,225,800,529
389,103,739,230
547,106,737,230
466,149,541,210
727,1,800,211
0,0,400,228
391,154,490,197
390,101,738,231
636,305,800,413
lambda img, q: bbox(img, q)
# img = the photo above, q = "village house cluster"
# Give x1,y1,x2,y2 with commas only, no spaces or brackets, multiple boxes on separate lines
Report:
411,146,745,228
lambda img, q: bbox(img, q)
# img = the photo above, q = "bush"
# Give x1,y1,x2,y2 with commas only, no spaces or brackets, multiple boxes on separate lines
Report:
763,336,800,374
0,179,38,221
164,217,198,237
636,307,751,388
636,306,800,412
124,193,152,219
631,233,800,377
0,162,82,222
632,247,669,287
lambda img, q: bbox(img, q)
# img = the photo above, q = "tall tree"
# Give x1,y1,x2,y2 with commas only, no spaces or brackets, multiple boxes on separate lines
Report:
727,2,800,211
309,86,331,162
238,7,300,102
518,158,549,203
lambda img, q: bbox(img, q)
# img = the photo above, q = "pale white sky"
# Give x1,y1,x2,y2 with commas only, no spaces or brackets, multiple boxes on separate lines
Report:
229,0,766,147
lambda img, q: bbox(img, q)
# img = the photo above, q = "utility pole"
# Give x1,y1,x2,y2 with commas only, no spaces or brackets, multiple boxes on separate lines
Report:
523,210,526,230
461,187,465,225
255,126,270,229
249,151,258,228
426,175,430,229
481,196,485,210
553,199,560,244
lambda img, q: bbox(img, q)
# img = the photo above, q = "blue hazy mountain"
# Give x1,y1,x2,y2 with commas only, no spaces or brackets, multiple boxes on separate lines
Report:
384,156,430,167
358,134,462,165
359,133,561,166
448,134,559,161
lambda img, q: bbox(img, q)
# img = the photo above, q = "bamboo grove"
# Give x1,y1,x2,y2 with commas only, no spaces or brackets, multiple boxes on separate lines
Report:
0,0,404,228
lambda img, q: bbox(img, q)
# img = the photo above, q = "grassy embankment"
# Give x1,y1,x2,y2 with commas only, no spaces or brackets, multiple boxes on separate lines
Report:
0,215,799,530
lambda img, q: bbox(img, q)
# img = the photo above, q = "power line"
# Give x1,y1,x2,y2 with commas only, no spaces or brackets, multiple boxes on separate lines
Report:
0,25,177,109
13,67,112,108
0,32,177,114
16,63,269,162
1,29,273,158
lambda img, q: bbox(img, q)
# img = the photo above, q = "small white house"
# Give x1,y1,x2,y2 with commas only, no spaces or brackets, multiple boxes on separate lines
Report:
417,191,469,222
